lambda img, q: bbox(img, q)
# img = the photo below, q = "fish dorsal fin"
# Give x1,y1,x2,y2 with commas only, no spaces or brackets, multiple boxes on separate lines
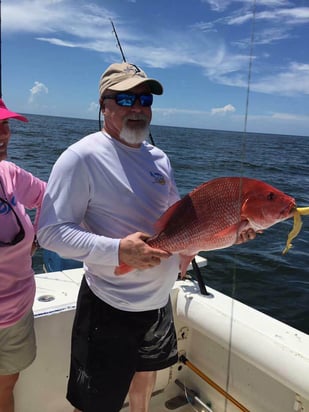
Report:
154,195,193,235
154,198,183,233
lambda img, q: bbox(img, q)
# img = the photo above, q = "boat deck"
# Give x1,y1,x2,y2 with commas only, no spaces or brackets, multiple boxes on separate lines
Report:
15,258,208,412
14,256,309,412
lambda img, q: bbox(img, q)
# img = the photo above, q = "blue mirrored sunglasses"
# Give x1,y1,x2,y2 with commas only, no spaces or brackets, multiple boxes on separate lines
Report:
103,93,153,107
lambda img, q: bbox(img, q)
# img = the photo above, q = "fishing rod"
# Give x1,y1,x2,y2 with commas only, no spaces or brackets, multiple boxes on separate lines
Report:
110,19,126,63
98,20,127,130
98,19,128,131
224,2,257,411
179,356,250,412
100,19,157,146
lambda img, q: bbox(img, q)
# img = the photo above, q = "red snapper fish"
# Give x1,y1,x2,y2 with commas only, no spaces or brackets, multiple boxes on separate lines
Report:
115,177,296,277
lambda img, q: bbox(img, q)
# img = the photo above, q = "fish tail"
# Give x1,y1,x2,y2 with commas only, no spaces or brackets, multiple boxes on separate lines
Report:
114,263,133,275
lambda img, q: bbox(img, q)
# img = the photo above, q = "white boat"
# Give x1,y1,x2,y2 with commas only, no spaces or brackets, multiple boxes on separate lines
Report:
14,255,309,412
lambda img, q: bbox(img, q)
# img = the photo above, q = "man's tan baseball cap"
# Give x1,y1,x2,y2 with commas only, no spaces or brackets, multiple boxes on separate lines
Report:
99,62,163,97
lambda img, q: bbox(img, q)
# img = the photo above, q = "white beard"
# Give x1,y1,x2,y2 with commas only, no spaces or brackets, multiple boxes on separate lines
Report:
120,115,149,145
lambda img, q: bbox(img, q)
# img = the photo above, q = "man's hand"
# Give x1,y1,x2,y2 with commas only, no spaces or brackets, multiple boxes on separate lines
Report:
119,232,171,271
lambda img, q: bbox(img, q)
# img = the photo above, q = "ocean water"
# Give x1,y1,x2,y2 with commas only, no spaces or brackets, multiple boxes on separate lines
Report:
10,114,309,334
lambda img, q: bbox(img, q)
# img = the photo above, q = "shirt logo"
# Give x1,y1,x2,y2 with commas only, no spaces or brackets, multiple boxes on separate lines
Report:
125,64,141,74
150,171,166,185
124,64,145,79
0,196,16,215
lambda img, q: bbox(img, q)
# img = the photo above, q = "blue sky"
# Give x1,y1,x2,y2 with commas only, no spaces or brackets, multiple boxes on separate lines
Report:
2,0,309,136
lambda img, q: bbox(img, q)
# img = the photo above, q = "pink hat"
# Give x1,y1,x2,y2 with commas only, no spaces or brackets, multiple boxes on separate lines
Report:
0,98,28,122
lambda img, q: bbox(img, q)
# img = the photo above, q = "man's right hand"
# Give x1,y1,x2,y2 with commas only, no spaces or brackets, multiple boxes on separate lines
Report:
118,232,171,271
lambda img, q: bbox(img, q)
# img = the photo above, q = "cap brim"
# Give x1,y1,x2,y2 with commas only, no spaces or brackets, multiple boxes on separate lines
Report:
109,78,163,95
0,112,28,122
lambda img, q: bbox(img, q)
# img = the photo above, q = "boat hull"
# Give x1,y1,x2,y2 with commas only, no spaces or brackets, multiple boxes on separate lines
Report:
15,266,309,412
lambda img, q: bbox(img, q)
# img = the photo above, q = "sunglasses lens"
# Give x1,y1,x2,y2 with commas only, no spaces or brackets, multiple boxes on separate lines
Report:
140,94,153,107
116,94,136,107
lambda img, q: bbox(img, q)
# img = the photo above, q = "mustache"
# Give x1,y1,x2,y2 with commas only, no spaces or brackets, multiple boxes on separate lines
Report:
124,114,148,122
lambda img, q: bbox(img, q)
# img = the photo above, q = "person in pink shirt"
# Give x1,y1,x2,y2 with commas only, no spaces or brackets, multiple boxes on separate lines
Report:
0,98,46,412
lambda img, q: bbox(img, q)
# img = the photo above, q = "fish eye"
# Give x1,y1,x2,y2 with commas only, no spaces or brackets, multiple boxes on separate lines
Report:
267,192,275,201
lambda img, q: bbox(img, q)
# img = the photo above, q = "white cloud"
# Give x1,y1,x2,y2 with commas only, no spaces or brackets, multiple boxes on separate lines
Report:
201,0,231,12
271,112,309,121
29,81,48,104
3,1,115,40
4,0,309,100
211,104,236,115
87,101,99,113
251,62,309,95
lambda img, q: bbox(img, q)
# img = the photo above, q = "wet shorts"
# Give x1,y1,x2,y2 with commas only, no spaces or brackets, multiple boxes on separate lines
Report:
67,276,178,412
0,310,36,375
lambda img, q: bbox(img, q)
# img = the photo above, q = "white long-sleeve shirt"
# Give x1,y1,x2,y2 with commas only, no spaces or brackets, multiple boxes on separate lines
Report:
38,131,180,311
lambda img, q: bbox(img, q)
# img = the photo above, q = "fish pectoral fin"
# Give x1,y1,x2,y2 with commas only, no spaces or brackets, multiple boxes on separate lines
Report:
179,254,195,279
211,221,250,246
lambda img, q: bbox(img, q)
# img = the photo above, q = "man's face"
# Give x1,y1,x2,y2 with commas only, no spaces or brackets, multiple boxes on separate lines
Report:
102,84,152,147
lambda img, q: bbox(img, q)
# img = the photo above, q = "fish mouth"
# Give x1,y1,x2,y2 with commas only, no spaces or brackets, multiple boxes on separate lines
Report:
281,201,297,218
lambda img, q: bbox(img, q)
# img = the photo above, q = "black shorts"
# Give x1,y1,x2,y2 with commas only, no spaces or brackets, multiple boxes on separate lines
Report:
67,276,178,412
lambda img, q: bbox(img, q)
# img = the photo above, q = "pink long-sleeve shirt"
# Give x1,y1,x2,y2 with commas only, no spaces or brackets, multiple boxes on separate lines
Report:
0,161,46,328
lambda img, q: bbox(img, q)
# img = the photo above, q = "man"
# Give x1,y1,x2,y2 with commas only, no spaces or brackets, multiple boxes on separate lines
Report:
38,62,255,412
38,62,181,412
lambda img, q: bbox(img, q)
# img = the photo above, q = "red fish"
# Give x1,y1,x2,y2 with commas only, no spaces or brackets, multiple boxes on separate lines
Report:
115,177,296,277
